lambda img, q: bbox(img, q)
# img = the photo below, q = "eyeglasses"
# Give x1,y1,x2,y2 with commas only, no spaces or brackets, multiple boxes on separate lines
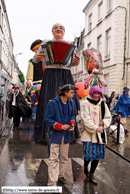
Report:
52,25,65,31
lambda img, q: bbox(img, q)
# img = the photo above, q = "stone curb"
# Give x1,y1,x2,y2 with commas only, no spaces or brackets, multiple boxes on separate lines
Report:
106,145,130,163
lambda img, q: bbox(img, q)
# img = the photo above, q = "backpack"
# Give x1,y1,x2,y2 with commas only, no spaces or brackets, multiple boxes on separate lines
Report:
76,111,85,133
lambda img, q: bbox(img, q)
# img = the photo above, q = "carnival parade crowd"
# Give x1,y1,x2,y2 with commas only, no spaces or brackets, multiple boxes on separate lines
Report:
8,23,130,189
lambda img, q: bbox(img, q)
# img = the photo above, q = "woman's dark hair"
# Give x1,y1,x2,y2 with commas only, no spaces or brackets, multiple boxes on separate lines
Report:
111,91,115,97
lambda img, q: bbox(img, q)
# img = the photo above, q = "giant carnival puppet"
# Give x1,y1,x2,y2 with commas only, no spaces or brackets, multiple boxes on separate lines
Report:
26,39,44,88
33,23,80,143
83,47,107,90
76,48,107,131
25,39,44,122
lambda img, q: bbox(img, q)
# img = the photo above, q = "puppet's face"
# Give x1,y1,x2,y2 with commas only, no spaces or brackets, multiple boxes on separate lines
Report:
52,23,65,40
33,49,38,53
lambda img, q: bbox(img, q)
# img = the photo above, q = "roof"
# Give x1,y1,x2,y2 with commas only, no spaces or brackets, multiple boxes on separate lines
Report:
83,0,93,13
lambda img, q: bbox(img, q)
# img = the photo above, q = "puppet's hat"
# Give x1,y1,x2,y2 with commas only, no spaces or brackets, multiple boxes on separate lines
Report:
30,39,42,51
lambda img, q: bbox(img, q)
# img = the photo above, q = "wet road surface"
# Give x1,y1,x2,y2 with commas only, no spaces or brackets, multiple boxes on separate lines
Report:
0,120,130,194
107,117,130,161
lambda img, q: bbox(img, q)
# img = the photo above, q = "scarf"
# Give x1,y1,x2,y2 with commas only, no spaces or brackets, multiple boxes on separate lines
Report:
87,97,106,143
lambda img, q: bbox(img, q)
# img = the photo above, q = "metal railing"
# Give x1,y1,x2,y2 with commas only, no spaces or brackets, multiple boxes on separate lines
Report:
117,110,121,145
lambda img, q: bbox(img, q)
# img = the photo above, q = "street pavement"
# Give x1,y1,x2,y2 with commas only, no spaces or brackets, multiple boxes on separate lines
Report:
106,117,130,161
0,120,130,194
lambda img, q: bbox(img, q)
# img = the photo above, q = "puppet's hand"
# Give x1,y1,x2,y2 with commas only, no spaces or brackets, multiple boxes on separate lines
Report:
73,53,80,65
36,51,45,61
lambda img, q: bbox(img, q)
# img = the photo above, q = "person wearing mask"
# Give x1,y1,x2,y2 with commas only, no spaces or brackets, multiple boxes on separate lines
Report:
45,84,78,186
8,84,32,130
80,86,111,185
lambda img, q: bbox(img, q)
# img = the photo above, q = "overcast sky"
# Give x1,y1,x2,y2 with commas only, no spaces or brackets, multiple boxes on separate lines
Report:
4,0,89,78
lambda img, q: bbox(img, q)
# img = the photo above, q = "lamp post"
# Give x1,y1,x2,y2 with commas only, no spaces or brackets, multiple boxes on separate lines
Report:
14,53,22,70
15,53,22,64
13,53,22,85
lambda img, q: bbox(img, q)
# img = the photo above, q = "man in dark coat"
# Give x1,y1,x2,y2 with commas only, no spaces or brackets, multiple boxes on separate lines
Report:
8,84,32,130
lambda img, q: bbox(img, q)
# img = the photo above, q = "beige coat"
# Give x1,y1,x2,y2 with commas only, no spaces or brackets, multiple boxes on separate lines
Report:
81,98,111,144
110,94,119,112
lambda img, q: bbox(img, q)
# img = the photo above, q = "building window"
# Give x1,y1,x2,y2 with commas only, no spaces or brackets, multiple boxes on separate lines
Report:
97,35,102,53
98,2,103,21
106,29,111,57
88,42,91,49
88,14,92,31
80,33,84,45
104,74,109,94
107,0,112,13
81,57,84,71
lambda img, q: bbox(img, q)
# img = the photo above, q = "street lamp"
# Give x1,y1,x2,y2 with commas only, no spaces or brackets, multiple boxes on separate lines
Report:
15,53,22,56
15,53,22,63
14,53,22,72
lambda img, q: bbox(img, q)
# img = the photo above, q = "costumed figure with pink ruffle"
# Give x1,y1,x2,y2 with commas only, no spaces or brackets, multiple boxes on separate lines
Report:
82,48,107,90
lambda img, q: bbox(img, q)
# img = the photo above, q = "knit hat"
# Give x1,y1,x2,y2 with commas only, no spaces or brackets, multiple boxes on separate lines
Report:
89,86,103,98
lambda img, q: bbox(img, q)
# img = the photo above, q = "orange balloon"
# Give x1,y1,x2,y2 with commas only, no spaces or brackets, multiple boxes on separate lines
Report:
75,82,89,99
